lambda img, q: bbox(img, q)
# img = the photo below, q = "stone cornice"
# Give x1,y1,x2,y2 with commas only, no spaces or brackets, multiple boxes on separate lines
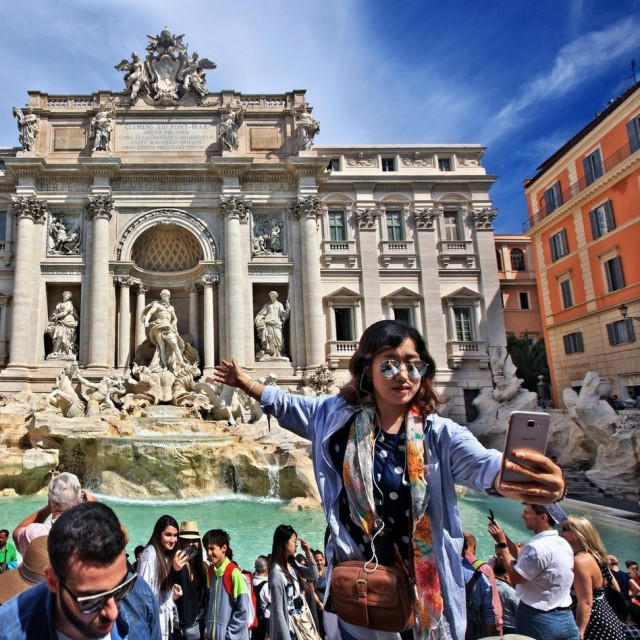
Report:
320,269,362,277
40,263,85,274
438,269,481,277
210,157,254,178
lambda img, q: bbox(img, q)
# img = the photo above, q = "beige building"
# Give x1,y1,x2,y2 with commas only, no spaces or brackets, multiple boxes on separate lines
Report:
0,30,507,423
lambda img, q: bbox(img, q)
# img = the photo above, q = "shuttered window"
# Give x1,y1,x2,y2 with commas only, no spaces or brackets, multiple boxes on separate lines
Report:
606,319,635,346
563,332,584,354
583,149,604,186
589,201,615,239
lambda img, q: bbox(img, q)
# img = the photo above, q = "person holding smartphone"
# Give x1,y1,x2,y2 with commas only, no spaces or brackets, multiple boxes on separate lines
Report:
172,521,208,640
215,320,565,640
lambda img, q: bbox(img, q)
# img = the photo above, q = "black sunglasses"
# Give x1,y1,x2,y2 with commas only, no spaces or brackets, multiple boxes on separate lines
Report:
59,573,137,615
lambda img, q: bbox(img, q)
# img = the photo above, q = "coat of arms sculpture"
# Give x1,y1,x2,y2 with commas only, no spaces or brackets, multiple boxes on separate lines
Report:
115,28,216,105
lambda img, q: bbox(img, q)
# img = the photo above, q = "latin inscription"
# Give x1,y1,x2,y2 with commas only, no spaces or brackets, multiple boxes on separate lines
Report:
117,123,215,152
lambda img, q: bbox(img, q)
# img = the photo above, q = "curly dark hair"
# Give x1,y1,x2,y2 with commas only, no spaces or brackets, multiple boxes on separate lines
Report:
339,320,441,414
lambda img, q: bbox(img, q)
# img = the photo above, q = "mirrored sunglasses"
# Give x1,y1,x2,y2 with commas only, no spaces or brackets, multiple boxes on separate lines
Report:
377,359,428,379
60,573,138,615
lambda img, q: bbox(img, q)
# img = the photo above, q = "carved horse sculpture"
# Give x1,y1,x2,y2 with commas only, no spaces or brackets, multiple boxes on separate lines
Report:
46,364,85,418
193,379,248,425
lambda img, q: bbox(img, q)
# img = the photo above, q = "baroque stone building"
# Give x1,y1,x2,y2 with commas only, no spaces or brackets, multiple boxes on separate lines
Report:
0,31,506,422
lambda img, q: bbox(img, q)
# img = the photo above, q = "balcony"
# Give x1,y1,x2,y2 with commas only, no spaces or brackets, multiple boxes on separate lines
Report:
437,239,475,268
446,340,489,369
525,140,637,230
379,239,416,267
326,340,359,367
321,239,357,267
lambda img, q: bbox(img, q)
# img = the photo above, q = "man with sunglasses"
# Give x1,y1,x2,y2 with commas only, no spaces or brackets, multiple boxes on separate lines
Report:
0,502,160,640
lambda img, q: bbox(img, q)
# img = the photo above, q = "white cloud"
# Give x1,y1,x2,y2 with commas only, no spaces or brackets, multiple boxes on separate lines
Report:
483,16,640,144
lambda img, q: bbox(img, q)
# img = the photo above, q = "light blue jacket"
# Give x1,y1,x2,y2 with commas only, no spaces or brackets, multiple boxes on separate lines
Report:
261,386,502,640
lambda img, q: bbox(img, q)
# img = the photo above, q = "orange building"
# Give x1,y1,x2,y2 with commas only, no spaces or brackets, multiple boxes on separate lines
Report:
524,81,640,406
494,235,543,343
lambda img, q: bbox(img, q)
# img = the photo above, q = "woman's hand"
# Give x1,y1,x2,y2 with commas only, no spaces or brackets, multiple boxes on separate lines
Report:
172,583,183,600
172,549,189,572
213,358,250,389
299,538,311,556
496,450,565,503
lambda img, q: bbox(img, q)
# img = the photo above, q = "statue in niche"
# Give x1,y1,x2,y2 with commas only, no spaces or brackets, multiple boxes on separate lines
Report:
251,217,284,256
291,103,320,151
48,215,81,255
219,105,244,151
255,291,290,360
89,100,116,151
46,291,79,360
12,106,39,151
139,289,190,373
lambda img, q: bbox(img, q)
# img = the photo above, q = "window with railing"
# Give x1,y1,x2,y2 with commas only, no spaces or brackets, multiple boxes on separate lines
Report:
385,210,404,242
589,201,615,239
550,229,568,261
627,114,640,153
328,211,346,242
454,307,473,341
543,181,563,214
334,307,354,341
583,148,604,186
443,211,461,241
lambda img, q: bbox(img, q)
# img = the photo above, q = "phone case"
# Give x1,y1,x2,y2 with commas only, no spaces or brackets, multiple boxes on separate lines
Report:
499,411,550,484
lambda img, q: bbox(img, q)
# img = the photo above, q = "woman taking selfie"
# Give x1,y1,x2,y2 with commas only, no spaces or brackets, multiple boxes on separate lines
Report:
214,320,564,640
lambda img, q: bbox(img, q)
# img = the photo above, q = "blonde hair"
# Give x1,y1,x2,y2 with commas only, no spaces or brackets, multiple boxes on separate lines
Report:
564,515,609,563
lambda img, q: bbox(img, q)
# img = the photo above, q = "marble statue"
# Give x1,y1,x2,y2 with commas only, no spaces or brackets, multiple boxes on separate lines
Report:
115,30,216,105
89,101,116,151
75,370,126,416
12,106,39,151
251,217,284,256
48,216,81,255
291,103,319,151
46,291,79,359
219,105,244,151
141,289,188,373
255,291,290,360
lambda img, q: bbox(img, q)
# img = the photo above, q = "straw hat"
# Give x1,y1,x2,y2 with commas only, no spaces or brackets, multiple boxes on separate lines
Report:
179,521,200,540
0,535,50,604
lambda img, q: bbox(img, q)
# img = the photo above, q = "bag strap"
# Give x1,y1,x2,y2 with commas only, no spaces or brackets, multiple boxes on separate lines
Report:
465,568,483,602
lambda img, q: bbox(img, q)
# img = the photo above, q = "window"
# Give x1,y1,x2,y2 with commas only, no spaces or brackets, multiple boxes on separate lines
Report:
327,158,340,172
454,307,473,341
607,319,635,346
328,211,346,242
519,292,530,310
438,157,452,171
563,332,584,354
560,278,573,308
627,114,640,153
443,211,461,241
496,250,503,271
381,157,396,172
589,201,615,239
334,308,354,341
550,229,568,261
583,148,604,186
0,212,6,241
603,256,625,292
385,210,404,241
393,307,412,325
543,181,563,214
510,248,525,271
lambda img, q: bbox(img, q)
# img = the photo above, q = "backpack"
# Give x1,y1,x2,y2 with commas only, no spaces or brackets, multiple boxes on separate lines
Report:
222,563,258,630
465,566,484,640
253,579,269,624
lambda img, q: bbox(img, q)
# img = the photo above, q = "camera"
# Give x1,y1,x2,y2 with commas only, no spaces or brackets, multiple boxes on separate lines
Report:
293,596,304,610
183,544,198,560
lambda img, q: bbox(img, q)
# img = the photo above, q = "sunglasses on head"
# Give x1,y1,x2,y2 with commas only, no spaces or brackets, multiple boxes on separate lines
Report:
377,359,428,379
59,573,137,615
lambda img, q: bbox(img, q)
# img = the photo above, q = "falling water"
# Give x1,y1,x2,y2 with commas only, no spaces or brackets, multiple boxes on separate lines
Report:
267,454,280,500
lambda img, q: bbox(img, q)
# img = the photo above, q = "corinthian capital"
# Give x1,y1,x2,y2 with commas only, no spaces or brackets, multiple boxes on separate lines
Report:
85,195,115,220
413,206,442,230
219,195,252,220
354,207,379,230
201,274,219,287
11,195,49,222
471,207,498,230
288,195,322,220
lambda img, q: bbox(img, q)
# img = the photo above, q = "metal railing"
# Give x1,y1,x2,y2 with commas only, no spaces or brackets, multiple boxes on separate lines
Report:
524,140,637,230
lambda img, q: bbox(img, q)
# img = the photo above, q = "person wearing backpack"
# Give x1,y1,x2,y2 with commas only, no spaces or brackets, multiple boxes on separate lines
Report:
203,529,251,640
461,553,496,639
252,556,270,640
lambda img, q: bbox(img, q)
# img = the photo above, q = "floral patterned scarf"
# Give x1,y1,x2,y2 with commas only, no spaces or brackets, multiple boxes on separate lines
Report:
343,401,446,639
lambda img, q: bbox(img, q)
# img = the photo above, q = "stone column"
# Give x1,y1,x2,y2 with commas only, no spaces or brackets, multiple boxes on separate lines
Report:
7,196,48,368
134,283,148,351
220,195,251,360
202,275,218,371
290,195,325,368
186,283,200,350
116,276,132,368
413,206,448,367
355,207,383,327
85,195,114,369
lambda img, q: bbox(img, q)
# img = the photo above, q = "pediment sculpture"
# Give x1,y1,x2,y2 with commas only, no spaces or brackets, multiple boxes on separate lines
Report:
115,28,216,105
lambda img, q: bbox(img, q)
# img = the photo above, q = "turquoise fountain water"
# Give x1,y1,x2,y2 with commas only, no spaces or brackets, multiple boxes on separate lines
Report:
2,491,638,569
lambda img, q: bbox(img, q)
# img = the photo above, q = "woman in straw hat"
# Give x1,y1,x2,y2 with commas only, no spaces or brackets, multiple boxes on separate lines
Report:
0,535,49,605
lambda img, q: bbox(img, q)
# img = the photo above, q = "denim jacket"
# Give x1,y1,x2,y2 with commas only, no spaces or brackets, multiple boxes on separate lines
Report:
260,386,502,640
0,575,161,640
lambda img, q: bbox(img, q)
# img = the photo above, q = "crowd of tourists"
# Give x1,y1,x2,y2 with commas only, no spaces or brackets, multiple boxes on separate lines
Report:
0,320,638,640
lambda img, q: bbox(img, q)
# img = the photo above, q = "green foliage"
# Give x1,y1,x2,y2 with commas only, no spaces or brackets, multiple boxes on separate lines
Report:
506,335,549,392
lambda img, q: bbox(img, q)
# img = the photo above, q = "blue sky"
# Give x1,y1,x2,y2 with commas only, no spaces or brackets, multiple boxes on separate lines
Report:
1,0,639,233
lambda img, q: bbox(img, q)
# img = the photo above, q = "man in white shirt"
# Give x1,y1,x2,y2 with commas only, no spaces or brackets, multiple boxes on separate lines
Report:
489,503,579,640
